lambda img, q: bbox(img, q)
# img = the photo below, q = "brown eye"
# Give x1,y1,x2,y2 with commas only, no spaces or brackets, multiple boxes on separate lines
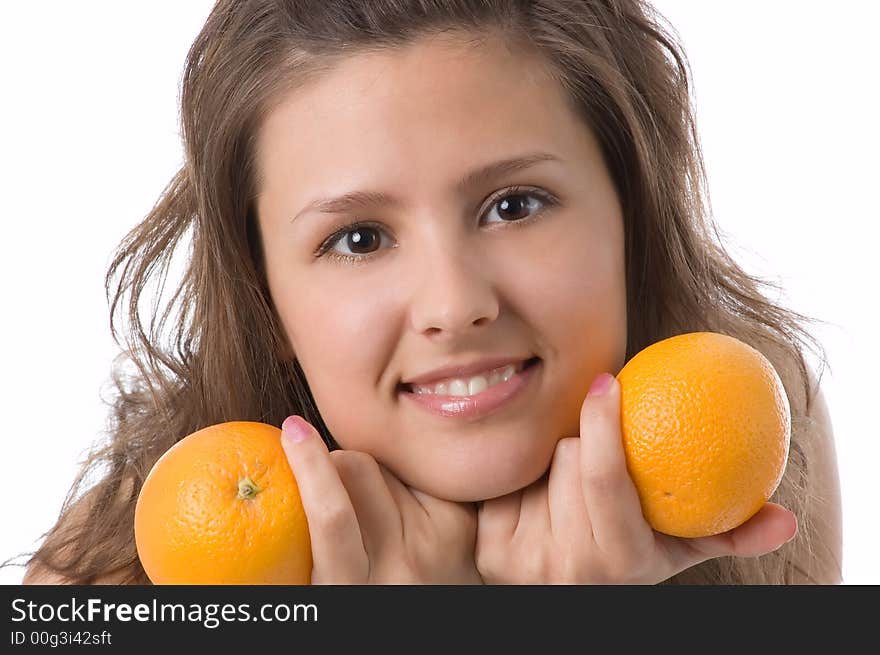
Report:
497,195,531,221
343,226,381,254
318,187,557,264
483,189,554,225
319,221,393,261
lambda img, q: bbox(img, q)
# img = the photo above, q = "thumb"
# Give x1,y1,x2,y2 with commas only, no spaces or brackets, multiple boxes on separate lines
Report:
686,502,799,561
578,371,654,552
577,371,630,489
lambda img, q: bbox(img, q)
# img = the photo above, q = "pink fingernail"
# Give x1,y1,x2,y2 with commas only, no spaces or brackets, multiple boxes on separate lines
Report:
282,415,311,443
588,373,615,397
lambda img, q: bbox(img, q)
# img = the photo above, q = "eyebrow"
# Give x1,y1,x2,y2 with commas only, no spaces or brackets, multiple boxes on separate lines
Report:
290,151,561,223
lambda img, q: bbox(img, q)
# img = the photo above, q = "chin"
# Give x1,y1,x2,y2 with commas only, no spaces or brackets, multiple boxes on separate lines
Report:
407,456,551,503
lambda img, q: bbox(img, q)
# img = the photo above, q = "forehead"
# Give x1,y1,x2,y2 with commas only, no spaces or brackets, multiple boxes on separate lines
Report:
257,32,593,195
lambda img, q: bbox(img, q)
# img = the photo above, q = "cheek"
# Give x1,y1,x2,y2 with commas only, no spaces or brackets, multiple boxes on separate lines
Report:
276,280,397,445
516,218,626,347
553,244,626,351
515,223,627,431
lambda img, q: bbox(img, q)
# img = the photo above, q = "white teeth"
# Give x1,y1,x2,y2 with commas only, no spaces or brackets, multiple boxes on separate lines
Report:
468,376,488,396
408,362,526,396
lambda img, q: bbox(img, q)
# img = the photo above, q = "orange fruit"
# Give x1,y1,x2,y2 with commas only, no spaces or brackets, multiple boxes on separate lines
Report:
134,421,312,584
617,332,790,538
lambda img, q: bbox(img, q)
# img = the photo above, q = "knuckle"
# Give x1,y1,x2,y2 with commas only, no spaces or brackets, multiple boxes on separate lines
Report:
520,546,549,582
556,544,584,582
549,542,601,584
475,532,552,584
551,553,572,583
474,533,507,581
580,402,612,425
602,556,639,584
327,449,351,467
598,541,650,583
310,501,353,538
559,560,586,584
554,437,580,459
475,545,502,582
580,466,624,500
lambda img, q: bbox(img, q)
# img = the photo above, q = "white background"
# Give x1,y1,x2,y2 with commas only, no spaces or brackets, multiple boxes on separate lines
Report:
1,2,877,584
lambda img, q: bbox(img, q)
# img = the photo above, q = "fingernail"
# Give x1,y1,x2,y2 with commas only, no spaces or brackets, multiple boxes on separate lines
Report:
282,415,311,443
588,372,615,397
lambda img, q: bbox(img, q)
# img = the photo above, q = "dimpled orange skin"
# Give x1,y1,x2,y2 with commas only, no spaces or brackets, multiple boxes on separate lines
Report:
134,421,312,584
616,332,791,538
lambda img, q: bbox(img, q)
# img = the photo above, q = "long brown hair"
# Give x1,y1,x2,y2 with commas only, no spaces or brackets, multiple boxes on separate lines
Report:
7,0,832,584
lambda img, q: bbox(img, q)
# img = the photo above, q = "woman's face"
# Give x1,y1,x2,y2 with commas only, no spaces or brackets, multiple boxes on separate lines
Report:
256,33,627,501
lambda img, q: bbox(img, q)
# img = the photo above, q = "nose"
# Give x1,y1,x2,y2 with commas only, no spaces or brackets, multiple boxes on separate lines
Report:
408,243,500,339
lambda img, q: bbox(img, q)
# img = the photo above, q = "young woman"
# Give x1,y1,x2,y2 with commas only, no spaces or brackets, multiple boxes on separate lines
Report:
19,0,841,585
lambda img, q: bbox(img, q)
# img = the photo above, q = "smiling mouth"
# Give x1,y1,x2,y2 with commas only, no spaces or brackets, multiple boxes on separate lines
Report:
397,356,541,396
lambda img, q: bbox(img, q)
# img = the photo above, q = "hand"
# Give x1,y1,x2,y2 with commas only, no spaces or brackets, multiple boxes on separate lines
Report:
280,415,483,584
475,374,798,584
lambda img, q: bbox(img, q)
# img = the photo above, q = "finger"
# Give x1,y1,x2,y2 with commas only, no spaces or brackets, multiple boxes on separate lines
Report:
330,450,403,558
676,503,799,565
476,489,523,546
378,465,429,518
401,478,478,527
398,482,478,552
579,373,654,555
280,415,367,583
547,437,591,539
516,473,551,539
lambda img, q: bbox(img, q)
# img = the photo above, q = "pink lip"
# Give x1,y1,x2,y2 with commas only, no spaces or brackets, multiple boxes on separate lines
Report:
398,359,540,420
